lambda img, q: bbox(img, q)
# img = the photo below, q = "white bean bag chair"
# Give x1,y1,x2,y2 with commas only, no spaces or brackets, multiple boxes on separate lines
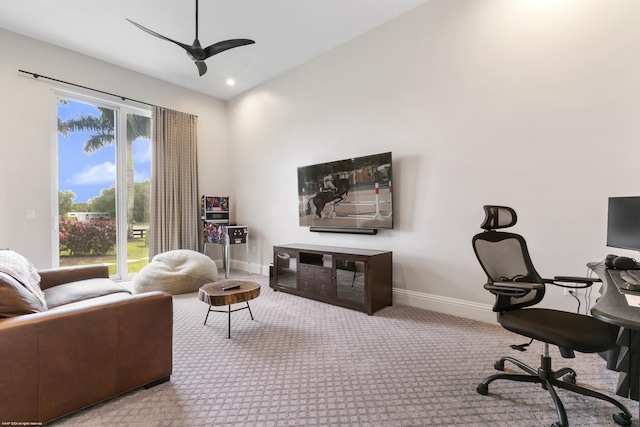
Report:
132,249,218,295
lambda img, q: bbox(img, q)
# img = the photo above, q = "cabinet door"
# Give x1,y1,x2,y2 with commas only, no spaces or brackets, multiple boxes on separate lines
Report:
275,249,298,289
334,257,367,305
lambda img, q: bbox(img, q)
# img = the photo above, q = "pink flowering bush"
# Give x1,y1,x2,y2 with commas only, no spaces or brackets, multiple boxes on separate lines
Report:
59,219,116,256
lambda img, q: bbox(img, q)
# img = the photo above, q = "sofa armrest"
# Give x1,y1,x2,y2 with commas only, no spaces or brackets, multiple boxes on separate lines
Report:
0,291,172,424
39,264,109,290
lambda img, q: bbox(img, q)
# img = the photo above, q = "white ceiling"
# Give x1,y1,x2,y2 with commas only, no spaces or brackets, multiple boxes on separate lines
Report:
0,0,430,100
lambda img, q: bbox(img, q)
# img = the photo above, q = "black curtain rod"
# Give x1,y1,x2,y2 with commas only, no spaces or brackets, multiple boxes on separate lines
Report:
18,69,156,108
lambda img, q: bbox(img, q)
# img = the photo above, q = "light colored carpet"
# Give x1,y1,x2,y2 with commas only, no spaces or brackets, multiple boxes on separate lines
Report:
51,274,637,426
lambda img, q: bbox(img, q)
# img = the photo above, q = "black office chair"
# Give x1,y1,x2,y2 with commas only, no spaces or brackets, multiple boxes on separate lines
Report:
472,205,632,427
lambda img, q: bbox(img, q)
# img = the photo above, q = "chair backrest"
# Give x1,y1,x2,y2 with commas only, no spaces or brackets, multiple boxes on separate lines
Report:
472,206,545,312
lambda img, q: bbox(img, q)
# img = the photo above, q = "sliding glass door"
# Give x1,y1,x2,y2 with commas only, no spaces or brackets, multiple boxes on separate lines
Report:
56,94,151,280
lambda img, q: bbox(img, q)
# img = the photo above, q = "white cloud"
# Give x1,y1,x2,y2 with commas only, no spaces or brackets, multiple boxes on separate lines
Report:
134,168,150,182
133,139,151,163
69,162,115,185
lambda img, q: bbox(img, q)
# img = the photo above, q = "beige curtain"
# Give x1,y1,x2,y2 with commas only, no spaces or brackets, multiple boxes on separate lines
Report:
149,106,199,259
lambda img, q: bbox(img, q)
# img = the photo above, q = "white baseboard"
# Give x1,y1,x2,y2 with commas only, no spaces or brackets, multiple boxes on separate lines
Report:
228,260,266,276
392,288,496,324
229,260,496,324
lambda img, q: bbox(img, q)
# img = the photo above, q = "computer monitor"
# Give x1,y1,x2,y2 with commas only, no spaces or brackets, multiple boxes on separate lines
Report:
607,196,640,251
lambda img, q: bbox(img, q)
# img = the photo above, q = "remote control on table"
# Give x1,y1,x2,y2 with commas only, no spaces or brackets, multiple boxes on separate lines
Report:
222,284,241,291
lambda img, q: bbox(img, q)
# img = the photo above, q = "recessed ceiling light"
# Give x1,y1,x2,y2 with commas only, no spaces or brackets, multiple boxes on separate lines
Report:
226,79,235,86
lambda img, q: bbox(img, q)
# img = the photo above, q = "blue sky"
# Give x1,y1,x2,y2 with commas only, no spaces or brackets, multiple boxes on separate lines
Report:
58,100,151,203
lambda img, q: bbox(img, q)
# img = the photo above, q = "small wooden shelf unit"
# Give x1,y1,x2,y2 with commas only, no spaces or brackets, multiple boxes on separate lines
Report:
271,244,392,315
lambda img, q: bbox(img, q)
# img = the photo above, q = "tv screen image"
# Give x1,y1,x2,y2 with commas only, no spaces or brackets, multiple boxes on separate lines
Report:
607,196,640,251
298,152,393,230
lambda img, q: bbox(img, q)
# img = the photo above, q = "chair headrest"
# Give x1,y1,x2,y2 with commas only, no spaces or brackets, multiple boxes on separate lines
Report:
480,205,517,230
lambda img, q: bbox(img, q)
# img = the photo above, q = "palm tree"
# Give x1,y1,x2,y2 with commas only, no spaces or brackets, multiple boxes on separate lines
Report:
58,105,151,229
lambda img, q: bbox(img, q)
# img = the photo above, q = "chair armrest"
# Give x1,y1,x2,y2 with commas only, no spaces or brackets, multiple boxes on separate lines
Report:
39,265,110,290
484,281,543,297
545,276,601,289
552,276,601,283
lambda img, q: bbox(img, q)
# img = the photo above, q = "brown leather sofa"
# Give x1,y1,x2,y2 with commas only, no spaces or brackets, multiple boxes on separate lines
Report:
0,264,173,425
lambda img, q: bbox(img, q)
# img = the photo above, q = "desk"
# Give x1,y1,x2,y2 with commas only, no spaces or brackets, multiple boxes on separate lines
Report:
590,262,640,402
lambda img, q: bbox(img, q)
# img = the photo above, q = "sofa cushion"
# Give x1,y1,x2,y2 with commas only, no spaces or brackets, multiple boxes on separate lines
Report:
0,250,48,317
44,278,132,309
132,249,218,295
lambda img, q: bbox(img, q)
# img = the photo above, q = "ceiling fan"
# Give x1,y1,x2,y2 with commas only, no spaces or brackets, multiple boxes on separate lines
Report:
127,0,255,76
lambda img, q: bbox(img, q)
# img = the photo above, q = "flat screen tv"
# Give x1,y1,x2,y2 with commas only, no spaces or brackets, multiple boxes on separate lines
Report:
298,152,393,233
607,196,640,251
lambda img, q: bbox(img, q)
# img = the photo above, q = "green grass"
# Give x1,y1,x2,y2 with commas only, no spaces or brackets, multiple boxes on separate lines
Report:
59,239,149,276
127,240,148,259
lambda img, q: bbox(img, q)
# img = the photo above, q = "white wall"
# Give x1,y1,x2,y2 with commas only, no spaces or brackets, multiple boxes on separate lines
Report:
227,0,640,321
3,0,640,323
0,28,228,268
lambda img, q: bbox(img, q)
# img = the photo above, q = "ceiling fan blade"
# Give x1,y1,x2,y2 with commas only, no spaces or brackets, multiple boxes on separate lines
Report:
195,61,207,76
127,1,255,79
126,19,193,52
203,39,255,59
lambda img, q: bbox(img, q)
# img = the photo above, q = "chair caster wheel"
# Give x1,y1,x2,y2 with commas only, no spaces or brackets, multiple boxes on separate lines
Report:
551,423,562,427
494,360,505,371
562,372,576,384
477,383,488,395
613,412,632,426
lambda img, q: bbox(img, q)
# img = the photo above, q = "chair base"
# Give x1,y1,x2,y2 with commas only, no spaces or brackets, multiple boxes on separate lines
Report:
477,354,632,427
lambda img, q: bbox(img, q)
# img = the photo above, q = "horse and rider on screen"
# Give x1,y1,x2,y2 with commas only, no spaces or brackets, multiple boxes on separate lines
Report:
305,174,350,218
298,153,393,229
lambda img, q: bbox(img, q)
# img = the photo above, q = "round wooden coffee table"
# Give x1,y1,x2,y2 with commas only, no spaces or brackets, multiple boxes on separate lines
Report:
198,280,261,338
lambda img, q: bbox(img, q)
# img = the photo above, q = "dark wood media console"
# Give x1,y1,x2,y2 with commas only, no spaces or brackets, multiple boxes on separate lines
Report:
271,244,392,315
